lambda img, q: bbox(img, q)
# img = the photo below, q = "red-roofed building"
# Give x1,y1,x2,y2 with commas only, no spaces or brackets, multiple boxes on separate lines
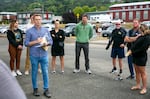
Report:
109,1,150,22
86,1,150,23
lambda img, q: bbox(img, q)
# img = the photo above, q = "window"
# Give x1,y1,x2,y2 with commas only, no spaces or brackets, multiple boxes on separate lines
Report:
140,5,143,8
143,11,148,19
122,12,126,20
115,12,119,19
129,11,133,20
134,6,137,9
146,5,149,8
122,7,125,10
136,11,140,19
23,14,26,18
18,14,22,18
129,6,132,9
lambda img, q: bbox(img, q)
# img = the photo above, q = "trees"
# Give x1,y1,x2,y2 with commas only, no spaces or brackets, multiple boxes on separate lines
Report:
0,0,148,15
0,0,112,13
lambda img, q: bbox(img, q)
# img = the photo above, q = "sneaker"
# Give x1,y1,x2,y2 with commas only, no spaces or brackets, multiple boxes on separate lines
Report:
25,71,29,75
85,69,92,74
61,70,64,74
11,71,17,77
118,73,122,76
16,70,22,76
126,75,135,79
115,76,123,81
38,68,42,73
43,89,51,98
33,88,40,97
73,69,80,73
51,70,56,73
110,68,117,74
117,70,122,76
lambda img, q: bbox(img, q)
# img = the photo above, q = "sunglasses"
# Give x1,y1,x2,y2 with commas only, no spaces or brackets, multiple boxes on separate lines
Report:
116,24,121,25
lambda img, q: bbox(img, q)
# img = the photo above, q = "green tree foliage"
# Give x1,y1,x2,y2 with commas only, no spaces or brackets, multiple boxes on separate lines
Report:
89,6,97,12
27,2,42,11
73,6,84,16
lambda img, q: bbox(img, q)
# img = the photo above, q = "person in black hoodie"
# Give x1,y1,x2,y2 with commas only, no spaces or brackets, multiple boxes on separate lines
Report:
7,20,24,77
126,24,150,95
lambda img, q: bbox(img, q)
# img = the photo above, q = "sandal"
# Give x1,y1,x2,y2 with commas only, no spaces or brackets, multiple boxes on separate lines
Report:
140,89,147,95
131,86,141,90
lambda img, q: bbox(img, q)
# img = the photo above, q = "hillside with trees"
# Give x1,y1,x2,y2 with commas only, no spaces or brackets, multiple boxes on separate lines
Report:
0,0,149,15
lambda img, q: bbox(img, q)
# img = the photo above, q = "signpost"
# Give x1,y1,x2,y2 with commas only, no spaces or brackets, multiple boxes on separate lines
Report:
76,13,79,23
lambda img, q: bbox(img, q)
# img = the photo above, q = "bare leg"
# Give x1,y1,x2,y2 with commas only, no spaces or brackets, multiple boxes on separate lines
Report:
60,56,64,72
110,58,117,74
139,66,147,94
112,58,116,68
118,58,123,70
131,65,141,89
51,56,56,71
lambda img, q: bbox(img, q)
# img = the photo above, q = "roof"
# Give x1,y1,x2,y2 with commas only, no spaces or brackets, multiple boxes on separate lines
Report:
110,1,150,8
0,12,17,15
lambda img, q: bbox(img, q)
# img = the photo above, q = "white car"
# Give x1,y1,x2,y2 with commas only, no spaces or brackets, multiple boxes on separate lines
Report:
0,26,8,34
142,21,150,29
42,24,54,31
111,19,123,24
18,24,26,34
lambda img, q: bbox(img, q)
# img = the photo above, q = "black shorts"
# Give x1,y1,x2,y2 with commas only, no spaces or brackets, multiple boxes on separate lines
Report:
111,48,125,58
133,56,147,66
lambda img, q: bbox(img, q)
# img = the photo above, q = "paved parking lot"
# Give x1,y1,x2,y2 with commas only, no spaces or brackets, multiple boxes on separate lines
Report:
0,37,150,99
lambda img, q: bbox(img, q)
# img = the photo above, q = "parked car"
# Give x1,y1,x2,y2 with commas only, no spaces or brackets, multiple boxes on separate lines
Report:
18,24,26,34
63,23,76,37
111,18,123,24
63,25,76,37
101,22,113,30
42,24,54,31
65,23,76,28
141,21,150,29
101,25,116,37
0,26,8,34
42,20,53,24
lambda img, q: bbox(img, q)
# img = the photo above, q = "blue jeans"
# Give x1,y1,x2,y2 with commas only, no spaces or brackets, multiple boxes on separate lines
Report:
30,55,49,89
127,55,134,76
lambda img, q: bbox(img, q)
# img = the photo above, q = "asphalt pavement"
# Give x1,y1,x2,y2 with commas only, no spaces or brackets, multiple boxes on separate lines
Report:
0,36,150,99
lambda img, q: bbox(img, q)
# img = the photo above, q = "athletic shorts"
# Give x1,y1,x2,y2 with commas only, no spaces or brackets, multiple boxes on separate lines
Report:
111,48,125,58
